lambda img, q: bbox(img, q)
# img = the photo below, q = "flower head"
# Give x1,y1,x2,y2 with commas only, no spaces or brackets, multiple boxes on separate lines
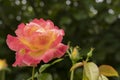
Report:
6,18,68,67
0,59,7,70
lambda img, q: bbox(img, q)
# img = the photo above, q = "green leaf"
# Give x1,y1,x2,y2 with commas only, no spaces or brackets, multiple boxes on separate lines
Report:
99,65,119,77
83,61,99,80
98,74,109,80
82,71,89,80
37,73,52,80
39,59,63,73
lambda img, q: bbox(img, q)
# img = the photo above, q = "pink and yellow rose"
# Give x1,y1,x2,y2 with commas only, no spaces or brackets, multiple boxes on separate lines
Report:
6,18,68,66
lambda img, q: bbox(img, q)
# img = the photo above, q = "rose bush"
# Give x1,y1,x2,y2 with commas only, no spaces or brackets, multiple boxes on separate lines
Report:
6,18,68,67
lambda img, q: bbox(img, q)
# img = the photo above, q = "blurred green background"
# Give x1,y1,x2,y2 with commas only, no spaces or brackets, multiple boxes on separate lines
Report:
0,0,120,80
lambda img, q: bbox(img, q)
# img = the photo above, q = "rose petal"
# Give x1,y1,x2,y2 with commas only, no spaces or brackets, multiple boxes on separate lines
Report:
51,35,63,48
45,20,55,29
34,18,55,29
6,35,27,51
13,51,40,67
12,52,24,66
50,29,65,48
41,43,68,63
53,43,68,58
23,53,40,66
15,23,25,37
32,18,41,25
41,50,54,63
39,18,47,28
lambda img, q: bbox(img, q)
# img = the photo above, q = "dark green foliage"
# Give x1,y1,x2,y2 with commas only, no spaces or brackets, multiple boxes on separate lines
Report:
0,0,120,80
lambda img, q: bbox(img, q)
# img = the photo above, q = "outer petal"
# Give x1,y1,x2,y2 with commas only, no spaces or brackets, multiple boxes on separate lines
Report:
12,52,24,66
53,43,68,58
40,50,54,63
13,51,40,67
51,35,63,48
32,18,41,25
36,18,46,28
41,43,68,63
15,23,25,37
51,29,65,48
6,35,27,51
23,53,40,66
45,20,55,29
32,18,55,29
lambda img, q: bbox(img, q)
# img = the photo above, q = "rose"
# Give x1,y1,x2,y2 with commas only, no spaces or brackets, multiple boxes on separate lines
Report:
6,18,68,67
